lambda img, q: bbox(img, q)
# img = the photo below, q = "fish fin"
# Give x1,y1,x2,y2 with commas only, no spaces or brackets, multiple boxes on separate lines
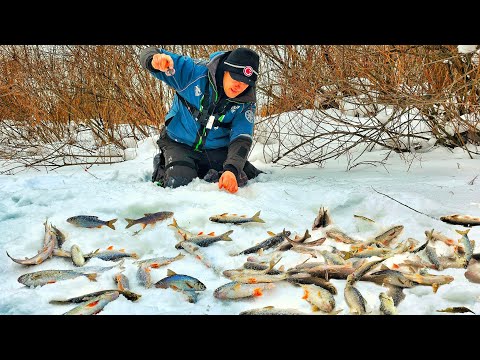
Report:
302,288,309,299
267,231,276,236
106,219,117,230
252,211,265,223
253,288,263,297
311,305,319,312
380,264,389,271
131,253,139,259
141,224,147,229
117,259,126,270
197,231,203,235
329,309,343,315
455,229,470,236
150,263,160,268
208,232,215,236
124,218,136,229
167,269,176,276
268,256,282,272
234,282,242,290
107,245,114,250
86,273,97,282
432,283,440,293
87,300,100,308
221,230,234,241
119,249,125,252
219,213,228,217
144,213,153,216
279,265,285,272
168,218,178,228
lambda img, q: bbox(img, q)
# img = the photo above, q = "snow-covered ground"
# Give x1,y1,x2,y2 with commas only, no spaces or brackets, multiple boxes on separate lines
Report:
1,130,479,315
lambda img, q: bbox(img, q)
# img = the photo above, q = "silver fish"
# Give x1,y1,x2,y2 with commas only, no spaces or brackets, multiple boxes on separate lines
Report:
425,229,457,246
213,281,275,300
87,247,139,261
440,214,480,227
237,229,291,255
278,229,311,251
385,285,406,306
50,289,140,303
209,210,265,225
456,229,474,266
168,218,196,240
137,263,153,288
346,257,388,285
18,269,97,287
312,206,332,230
344,284,367,314
239,306,306,315
366,267,416,288
424,245,443,270
319,250,346,265
465,258,480,284
63,291,119,315
359,225,403,248
114,272,130,291
67,215,117,230
301,284,336,313
180,241,222,274
133,253,185,268
175,230,233,249
154,269,206,292
124,211,174,229
379,292,397,315
286,274,338,295
6,221,57,266
326,229,362,244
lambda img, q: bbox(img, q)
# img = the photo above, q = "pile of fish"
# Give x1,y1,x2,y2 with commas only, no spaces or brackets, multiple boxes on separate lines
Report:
6,208,479,315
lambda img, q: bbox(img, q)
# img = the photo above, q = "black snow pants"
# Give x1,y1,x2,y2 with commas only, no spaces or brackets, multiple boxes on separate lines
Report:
151,128,263,188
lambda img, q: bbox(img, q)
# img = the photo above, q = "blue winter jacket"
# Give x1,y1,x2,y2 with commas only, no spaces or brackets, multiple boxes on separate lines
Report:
140,47,256,150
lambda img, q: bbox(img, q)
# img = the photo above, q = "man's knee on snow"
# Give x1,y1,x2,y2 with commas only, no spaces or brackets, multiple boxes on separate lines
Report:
165,176,194,188
164,164,197,188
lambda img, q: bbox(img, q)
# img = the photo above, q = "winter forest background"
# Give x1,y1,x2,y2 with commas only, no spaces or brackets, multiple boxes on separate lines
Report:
1,45,479,174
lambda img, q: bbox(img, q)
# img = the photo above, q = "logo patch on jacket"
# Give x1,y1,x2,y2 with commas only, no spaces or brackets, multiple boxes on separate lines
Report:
194,85,202,97
245,109,255,123
231,105,240,113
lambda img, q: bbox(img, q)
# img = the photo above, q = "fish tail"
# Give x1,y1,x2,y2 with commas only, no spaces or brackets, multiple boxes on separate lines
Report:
117,259,126,270
168,218,178,228
124,218,136,229
252,211,265,223
49,300,67,305
455,229,470,236
253,288,263,297
222,230,234,241
86,273,98,282
106,219,117,230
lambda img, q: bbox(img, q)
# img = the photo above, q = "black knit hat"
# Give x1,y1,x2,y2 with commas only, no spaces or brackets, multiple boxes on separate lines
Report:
223,47,259,86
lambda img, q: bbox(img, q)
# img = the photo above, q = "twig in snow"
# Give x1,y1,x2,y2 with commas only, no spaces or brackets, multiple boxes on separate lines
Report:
468,175,478,185
371,187,440,221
